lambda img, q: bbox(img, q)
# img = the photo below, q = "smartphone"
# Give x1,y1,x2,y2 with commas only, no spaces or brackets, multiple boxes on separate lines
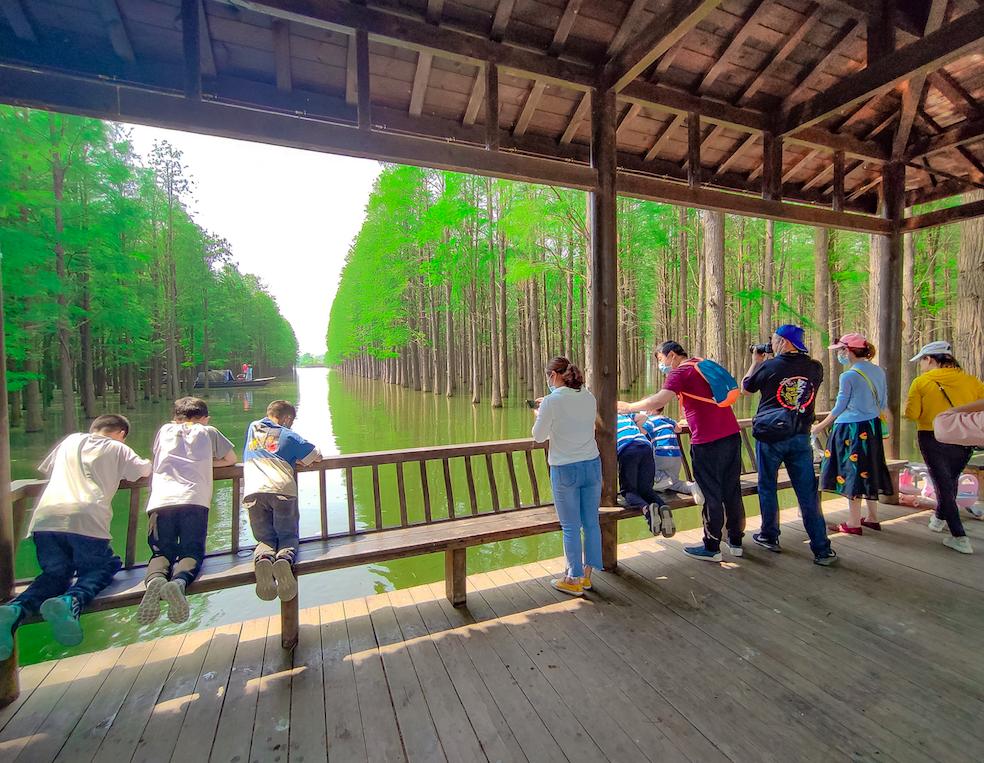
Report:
525,399,540,409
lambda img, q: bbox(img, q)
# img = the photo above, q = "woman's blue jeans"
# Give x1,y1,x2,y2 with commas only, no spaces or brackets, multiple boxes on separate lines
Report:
550,457,603,578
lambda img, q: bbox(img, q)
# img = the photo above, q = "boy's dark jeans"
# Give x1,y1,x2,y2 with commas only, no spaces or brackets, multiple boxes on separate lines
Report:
15,531,122,614
756,434,832,555
618,441,665,508
245,493,300,564
691,433,746,552
918,430,973,538
146,505,208,586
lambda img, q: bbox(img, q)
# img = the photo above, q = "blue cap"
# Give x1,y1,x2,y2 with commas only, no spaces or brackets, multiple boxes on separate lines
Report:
775,324,808,352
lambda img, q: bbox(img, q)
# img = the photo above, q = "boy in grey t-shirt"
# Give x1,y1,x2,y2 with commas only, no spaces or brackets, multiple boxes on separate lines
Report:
137,397,236,626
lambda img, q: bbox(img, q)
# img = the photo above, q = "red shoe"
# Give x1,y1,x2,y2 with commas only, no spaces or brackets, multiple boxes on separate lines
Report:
828,522,862,535
861,520,882,531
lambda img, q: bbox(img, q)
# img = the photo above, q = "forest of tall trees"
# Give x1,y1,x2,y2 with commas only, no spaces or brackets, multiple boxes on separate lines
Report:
0,107,297,435
328,165,981,409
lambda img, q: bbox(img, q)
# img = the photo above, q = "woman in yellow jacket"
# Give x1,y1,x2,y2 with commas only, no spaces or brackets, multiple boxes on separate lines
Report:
904,341,984,554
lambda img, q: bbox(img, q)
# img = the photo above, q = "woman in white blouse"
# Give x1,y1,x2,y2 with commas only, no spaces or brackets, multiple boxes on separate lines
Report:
532,357,601,596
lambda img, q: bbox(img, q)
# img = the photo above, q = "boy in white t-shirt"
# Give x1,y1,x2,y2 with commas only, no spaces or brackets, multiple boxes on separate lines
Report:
137,398,236,626
0,415,151,659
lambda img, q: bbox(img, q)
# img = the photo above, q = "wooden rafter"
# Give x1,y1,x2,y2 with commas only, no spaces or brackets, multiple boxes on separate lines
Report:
95,0,135,62
781,148,819,183
847,174,881,202
272,19,292,92
514,80,546,137
781,20,860,109
781,6,984,132
356,28,370,130
199,0,217,78
560,92,590,145
904,197,984,230
866,111,898,140
605,0,649,58
832,149,845,211
717,133,758,174
816,0,919,37
737,4,821,105
485,62,499,150
616,103,641,139
345,33,357,105
602,0,724,91
916,107,984,182
698,0,770,93
928,70,978,120
908,114,984,161
409,51,433,117
182,0,201,99
644,113,686,162
687,112,701,188
549,0,583,56
425,0,444,25
490,0,516,42
1,0,36,42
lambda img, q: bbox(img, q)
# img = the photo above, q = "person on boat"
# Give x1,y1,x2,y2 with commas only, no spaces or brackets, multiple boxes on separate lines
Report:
242,362,249,381
0,415,151,658
137,397,236,625
812,333,894,535
904,341,984,555
243,400,323,602
531,357,602,596
619,341,745,563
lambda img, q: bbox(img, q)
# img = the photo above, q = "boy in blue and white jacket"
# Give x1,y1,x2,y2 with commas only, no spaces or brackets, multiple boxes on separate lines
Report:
243,400,322,602
642,407,703,503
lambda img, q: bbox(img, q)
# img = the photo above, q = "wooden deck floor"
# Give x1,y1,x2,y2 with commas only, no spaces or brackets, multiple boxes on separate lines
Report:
3,501,984,763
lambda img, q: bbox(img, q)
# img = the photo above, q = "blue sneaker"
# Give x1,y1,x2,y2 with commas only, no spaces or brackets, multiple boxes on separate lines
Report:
0,603,25,661
40,595,83,647
683,545,722,562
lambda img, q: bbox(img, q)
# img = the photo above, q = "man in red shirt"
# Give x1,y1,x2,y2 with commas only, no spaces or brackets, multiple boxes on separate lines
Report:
619,341,744,562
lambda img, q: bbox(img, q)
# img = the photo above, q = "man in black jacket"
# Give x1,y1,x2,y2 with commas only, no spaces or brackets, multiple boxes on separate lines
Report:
742,324,837,566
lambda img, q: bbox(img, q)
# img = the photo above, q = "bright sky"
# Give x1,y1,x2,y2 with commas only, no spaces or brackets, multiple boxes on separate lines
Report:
126,126,381,355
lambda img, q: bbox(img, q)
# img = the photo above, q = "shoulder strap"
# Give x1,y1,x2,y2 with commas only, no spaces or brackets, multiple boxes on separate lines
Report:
851,367,881,407
934,380,956,408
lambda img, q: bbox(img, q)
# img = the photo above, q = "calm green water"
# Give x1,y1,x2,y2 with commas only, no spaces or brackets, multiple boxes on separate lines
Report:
11,366,888,664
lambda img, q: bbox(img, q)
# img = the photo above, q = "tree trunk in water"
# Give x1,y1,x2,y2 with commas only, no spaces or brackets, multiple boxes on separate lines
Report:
761,219,775,338
956,190,984,378
490,256,502,408
471,281,481,404
529,279,543,392
50,122,77,435
701,209,726,361
902,232,917,395
24,356,43,432
618,266,631,392
867,234,883,351
813,227,833,407
498,234,509,398
678,206,689,347
79,273,97,420
444,280,454,397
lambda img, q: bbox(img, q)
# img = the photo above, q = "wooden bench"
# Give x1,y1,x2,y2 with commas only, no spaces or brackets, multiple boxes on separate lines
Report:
9,417,907,650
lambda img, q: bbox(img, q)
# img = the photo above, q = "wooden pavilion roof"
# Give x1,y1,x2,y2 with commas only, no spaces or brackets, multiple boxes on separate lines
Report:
1,0,983,233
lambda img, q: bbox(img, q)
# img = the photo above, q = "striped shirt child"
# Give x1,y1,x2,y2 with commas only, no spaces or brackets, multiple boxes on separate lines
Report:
616,414,650,454
642,415,682,458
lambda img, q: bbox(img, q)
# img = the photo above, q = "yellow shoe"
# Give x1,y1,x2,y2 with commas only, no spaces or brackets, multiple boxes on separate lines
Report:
582,566,593,590
551,577,584,596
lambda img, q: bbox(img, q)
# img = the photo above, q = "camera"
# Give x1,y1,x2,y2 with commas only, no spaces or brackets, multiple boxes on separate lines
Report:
749,343,774,355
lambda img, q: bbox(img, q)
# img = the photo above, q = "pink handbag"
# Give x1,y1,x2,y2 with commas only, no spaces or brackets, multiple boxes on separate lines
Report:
934,409,984,447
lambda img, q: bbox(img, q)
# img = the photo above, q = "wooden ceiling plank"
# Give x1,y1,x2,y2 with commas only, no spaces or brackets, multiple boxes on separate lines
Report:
560,91,590,144
847,174,881,202
928,69,979,120
409,51,433,117
603,0,725,91
698,0,770,93
737,4,821,106
463,67,484,126
1,0,36,42
866,111,898,140
781,20,860,109
605,0,650,58
616,103,642,138
644,113,686,161
94,0,135,62
490,0,517,42
716,132,758,174
549,0,584,56
781,5,984,132
272,19,292,92
514,79,546,137
781,148,820,183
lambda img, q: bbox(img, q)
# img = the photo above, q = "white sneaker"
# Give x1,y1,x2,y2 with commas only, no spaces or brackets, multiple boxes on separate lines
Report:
943,535,973,554
722,540,744,558
967,502,984,520
642,504,662,536
136,575,166,626
928,515,946,533
653,477,674,492
689,482,705,505
161,579,189,624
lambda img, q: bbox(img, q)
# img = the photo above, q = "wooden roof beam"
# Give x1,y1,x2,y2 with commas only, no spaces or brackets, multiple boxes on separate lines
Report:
644,113,686,162
94,0,135,62
915,106,984,182
698,0,771,93
716,133,758,174
182,0,201,99
490,0,516,42
409,51,433,117
198,0,217,77
549,0,583,56
425,0,444,25
1,0,36,42
928,69,979,120
616,103,641,139
560,92,589,144
605,0,650,58
781,20,860,109
345,33,357,105
816,0,920,37
514,79,546,137
601,0,725,91
272,19,292,92
738,4,821,105
781,5,984,133
904,197,984,230
907,114,984,160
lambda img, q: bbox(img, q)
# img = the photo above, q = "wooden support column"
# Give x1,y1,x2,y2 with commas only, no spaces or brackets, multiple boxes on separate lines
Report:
876,161,905,458
485,62,499,151
687,112,700,188
0,256,18,708
445,547,466,606
762,132,783,201
588,88,619,522
356,29,371,130
832,150,846,212
181,0,202,99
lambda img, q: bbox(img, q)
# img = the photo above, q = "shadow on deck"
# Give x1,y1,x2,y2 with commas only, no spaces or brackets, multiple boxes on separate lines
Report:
2,502,983,763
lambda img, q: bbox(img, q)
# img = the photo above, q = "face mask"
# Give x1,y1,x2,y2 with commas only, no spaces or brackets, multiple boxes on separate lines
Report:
658,362,671,374
547,383,557,392
837,353,851,366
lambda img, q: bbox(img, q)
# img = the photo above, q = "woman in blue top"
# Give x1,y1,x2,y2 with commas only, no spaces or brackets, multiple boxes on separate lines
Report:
812,333,894,534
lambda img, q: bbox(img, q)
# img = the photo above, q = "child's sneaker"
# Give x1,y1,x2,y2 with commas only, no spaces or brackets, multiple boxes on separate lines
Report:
254,556,278,601
161,580,190,623
39,595,83,646
642,504,662,535
272,558,298,602
551,577,584,596
0,603,25,660
137,575,167,625
653,477,674,492
659,505,676,538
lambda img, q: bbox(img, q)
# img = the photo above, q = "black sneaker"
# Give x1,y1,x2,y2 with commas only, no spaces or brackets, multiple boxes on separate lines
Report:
752,533,781,553
814,549,839,567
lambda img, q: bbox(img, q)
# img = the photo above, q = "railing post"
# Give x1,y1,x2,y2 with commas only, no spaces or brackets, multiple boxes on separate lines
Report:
445,547,466,606
281,596,299,650
0,253,20,708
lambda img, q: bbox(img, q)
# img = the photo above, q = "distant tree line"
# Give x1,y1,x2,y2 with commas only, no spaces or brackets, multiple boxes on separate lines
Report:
0,107,297,434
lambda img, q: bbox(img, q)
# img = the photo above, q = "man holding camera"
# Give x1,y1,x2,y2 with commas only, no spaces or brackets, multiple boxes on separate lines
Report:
742,325,838,566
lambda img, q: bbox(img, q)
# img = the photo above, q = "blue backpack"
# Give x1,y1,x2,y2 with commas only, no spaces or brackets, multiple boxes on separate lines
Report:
678,358,740,408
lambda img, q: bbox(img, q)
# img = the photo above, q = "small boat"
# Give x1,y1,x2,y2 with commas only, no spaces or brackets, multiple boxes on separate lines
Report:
194,370,276,389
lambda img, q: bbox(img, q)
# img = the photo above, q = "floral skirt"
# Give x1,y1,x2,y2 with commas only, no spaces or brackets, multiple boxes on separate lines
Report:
819,418,894,499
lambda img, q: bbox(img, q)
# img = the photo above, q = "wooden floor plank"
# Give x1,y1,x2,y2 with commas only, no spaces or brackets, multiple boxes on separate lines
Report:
0,652,99,759
366,593,447,763
169,622,243,762
318,601,367,762
288,605,326,763
90,633,186,762
342,597,406,763
405,586,528,763
54,639,157,763
0,661,55,733
386,588,487,762
208,617,269,763
249,616,293,763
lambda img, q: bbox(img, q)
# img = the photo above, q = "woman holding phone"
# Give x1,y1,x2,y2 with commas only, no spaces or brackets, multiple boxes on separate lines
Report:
531,356,601,595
